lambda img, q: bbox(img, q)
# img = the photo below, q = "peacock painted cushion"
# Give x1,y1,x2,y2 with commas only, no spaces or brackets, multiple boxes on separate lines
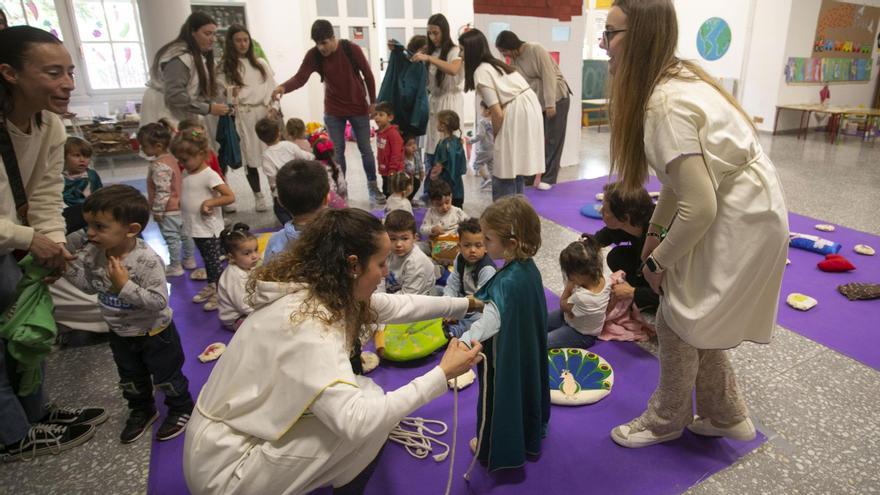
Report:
382,318,448,362
548,348,614,406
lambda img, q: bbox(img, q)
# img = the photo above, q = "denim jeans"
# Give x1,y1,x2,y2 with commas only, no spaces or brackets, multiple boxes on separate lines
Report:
324,114,377,182
158,214,195,266
546,309,597,349
107,321,193,414
0,339,46,445
445,312,482,338
491,175,525,201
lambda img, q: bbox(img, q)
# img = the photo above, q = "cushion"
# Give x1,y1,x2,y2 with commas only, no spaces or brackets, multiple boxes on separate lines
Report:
786,293,818,311
448,369,476,390
789,232,842,255
814,223,836,232
580,203,603,219
361,351,380,373
381,318,448,362
548,348,614,406
854,244,875,256
817,254,855,272
198,342,226,363
838,283,880,301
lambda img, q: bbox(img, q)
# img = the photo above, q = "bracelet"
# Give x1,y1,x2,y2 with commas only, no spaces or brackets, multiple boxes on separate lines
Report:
647,232,662,239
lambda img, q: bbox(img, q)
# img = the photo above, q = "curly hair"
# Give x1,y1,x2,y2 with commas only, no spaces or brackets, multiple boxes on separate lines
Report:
559,234,604,286
480,195,541,260
247,208,385,350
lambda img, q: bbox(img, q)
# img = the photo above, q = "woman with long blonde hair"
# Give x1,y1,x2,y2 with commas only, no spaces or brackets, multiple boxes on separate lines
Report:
602,0,788,448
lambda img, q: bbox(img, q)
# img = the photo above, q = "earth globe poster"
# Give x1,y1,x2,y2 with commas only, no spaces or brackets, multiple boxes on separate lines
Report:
696,17,732,61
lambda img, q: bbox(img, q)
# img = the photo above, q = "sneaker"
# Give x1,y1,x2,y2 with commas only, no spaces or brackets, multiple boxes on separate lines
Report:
193,284,216,304
120,408,159,444
368,181,386,205
42,404,109,427
254,192,269,212
536,182,552,191
610,418,682,448
166,264,185,277
223,204,237,214
203,293,219,311
190,268,207,281
182,257,198,270
687,415,756,441
156,412,191,441
1,423,95,462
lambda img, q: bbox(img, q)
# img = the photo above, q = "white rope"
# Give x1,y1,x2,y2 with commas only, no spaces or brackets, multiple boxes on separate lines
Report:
464,352,489,482
388,416,451,462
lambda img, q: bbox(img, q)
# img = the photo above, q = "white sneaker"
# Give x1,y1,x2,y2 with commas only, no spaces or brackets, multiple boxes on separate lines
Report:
189,268,207,281
254,192,269,212
687,415,756,441
611,418,682,448
165,264,184,277
192,284,216,304
182,257,197,270
536,182,552,191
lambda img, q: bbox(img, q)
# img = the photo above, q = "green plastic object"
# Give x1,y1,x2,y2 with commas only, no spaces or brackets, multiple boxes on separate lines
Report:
382,318,448,362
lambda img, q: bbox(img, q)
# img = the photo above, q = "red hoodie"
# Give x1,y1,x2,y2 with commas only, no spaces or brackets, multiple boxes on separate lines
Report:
376,124,404,176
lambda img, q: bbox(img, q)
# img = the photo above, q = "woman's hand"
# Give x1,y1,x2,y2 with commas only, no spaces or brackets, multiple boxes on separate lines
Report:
271,85,286,101
411,52,431,63
612,280,636,299
209,103,231,116
439,338,483,381
641,265,664,295
466,295,484,313
30,232,75,274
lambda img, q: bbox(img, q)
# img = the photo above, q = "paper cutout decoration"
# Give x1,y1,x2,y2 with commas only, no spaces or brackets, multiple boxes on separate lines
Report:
696,17,732,61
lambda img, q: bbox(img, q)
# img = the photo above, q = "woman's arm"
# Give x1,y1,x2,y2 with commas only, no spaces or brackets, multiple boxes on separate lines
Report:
487,104,503,137
371,292,468,323
412,52,462,76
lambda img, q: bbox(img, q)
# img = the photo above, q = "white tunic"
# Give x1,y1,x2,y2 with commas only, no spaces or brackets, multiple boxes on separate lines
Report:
183,281,469,495
473,63,544,179
216,263,253,329
216,58,277,169
644,72,789,349
425,46,464,154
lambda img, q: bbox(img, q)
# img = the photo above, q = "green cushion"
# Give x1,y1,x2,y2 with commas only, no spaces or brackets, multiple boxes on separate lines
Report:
382,318,448,362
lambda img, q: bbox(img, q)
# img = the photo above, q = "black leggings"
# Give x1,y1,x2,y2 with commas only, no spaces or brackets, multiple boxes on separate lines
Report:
192,237,224,284
217,163,261,194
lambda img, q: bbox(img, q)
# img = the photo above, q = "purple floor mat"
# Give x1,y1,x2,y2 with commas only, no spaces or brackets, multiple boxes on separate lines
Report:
526,178,880,370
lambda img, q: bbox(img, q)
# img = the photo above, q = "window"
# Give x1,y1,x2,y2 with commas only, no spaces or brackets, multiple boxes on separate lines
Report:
71,0,148,90
1,0,64,39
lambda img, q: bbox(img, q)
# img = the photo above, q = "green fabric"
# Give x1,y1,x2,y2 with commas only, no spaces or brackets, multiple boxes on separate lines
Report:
474,259,550,471
377,43,429,137
0,256,57,396
433,137,466,201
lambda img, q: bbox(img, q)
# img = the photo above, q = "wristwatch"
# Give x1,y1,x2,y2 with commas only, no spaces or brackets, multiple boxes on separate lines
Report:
644,255,664,274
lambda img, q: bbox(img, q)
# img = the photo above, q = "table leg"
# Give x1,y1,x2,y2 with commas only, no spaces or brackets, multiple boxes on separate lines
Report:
773,107,782,135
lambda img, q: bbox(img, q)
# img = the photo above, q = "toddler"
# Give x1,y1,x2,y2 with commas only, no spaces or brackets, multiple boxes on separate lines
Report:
384,172,414,215
469,101,494,190
256,117,315,224
310,133,348,209
285,117,312,153
217,223,260,330
62,137,103,233
171,129,236,311
374,101,404,199
403,135,424,202
430,110,466,208
383,210,436,295
419,180,468,263
443,218,496,337
63,185,194,444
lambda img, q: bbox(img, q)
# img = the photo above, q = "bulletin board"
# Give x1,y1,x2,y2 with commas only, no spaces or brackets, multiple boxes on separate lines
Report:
812,0,880,59
191,3,247,59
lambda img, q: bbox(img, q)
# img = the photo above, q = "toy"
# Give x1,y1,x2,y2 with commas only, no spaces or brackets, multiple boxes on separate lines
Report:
838,283,880,301
817,254,855,272
579,203,603,219
854,244,875,256
198,342,226,362
547,348,613,406
789,232,842,255
786,293,818,311
814,224,835,232
448,369,476,390
361,351,379,373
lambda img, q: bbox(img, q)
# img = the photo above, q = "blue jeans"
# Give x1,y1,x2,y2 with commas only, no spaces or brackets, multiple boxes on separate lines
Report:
324,114,377,182
158,214,195,266
492,175,525,201
547,309,597,349
445,312,482,338
0,339,46,445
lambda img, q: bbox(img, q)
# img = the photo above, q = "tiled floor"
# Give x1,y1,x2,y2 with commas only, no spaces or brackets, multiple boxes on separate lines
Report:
2,127,878,494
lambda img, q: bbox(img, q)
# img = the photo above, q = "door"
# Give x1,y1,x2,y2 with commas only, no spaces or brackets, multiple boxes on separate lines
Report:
376,0,437,77
313,0,379,72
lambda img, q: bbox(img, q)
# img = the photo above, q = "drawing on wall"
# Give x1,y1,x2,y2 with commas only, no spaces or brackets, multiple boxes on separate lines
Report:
812,0,880,59
191,3,247,60
785,56,873,83
696,17,731,61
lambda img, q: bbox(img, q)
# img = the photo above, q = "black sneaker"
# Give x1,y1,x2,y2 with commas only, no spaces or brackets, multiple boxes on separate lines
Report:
156,412,191,441
1,423,95,462
120,408,159,444
43,404,109,427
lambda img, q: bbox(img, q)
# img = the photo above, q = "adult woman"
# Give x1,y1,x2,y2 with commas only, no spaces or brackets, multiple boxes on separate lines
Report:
601,0,788,448
217,24,276,212
458,29,543,200
141,12,229,128
183,207,482,494
411,14,463,169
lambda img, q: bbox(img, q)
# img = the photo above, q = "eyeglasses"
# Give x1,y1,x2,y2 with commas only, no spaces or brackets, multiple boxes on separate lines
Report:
602,29,627,46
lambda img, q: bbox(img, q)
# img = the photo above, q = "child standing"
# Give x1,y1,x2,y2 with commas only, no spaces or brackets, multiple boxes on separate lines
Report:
262,160,330,263
256,117,315,225
443,218,496,337
384,172,414,215
469,101,494,190
217,223,260,330
285,117,313,153
62,137,103,233
431,110,466,208
549,235,611,349
403,135,424,202
139,122,196,277
374,101,405,199
459,195,550,472
171,130,236,311
310,133,348,209
63,185,194,444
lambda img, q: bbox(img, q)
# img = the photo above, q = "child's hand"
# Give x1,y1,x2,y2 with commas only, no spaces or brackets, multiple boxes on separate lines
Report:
107,256,129,293
612,281,636,299
467,295,484,313
430,164,442,180
153,213,164,223
431,225,444,236
200,201,214,216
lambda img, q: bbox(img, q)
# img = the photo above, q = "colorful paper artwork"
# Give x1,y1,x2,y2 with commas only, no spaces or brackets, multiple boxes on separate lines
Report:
785,56,873,83
812,0,880,59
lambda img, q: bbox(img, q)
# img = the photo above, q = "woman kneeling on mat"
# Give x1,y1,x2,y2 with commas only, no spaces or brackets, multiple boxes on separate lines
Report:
183,208,482,494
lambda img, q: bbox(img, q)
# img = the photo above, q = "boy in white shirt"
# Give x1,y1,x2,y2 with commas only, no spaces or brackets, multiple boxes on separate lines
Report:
255,117,314,225
383,210,436,295
419,180,468,262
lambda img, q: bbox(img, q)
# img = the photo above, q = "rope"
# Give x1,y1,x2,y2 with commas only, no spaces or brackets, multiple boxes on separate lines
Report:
388,417,451,462
464,352,489,482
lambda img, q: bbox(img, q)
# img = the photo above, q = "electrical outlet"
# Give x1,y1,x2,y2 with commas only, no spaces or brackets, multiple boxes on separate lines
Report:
753,116,765,124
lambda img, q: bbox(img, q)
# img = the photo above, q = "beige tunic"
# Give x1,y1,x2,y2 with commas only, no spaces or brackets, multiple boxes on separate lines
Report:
509,42,570,109
425,46,464,154
216,58,277,169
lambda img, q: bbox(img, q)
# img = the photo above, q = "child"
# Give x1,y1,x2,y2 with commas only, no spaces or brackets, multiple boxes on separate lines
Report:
256,117,315,225
310,133,348,209
549,235,611,349
217,223,260,330
383,210,436,295
138,122,197,277
171,129,236,311
469,101,494,190
459,195,549,472
443,218,497,337
375,101,404,199
419,181,468,262
262,159,331,263
177,118,234,213
285,117,312,153
403,134,424,202
62,137,103,233
63,185,194,444
431,110,466,208
384,172,414,215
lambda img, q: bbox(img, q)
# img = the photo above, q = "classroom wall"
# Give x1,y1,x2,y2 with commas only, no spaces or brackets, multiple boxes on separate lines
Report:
739,0,793,132
674,0,753,82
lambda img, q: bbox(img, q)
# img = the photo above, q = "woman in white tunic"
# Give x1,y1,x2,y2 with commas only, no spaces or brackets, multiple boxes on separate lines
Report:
458,29,544,201
183,208,483,495
411,14,464,170
217,25,277,213
601,0,788,449
140,12,229,129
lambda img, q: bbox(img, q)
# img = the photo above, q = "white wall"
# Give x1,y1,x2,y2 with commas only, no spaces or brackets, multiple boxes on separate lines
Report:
674,0,753,81
739,0,793,131
473,12,586,168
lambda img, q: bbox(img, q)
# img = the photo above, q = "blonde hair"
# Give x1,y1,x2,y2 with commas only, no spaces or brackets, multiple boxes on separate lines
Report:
608,0,754,193
170,128,210,160
480,195,541,260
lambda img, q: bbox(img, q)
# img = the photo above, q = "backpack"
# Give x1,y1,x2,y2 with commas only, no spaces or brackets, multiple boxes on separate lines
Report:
314,39,363,83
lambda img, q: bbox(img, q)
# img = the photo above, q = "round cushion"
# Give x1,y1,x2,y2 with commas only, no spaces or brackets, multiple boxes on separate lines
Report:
580,203,603,219
548,348,614,406
854,244,875,256
382,318,448,362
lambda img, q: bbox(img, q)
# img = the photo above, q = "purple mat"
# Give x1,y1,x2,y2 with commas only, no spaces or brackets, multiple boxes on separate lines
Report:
526,178,880,370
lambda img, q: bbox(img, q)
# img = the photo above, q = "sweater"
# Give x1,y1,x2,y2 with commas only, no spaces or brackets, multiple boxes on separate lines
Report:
281,42,376,117
62,168,103,207
376,124,404,176
147,153,183,214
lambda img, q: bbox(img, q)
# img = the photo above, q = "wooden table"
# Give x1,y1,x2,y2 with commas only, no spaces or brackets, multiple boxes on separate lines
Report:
582,98,609,130
835,107,880,143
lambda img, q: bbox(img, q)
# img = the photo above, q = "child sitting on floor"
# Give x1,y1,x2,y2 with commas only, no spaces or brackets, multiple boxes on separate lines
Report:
285,117,313,153
430,110,466,208
262,160,330,263
384,172,414,215
62,136,103,233
256,117,315,225
419,180,468,263
459,195,549,472
549,234,611,349
383,210,436,296
443,218,496,337
217,223,260,331
310,133,348,209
